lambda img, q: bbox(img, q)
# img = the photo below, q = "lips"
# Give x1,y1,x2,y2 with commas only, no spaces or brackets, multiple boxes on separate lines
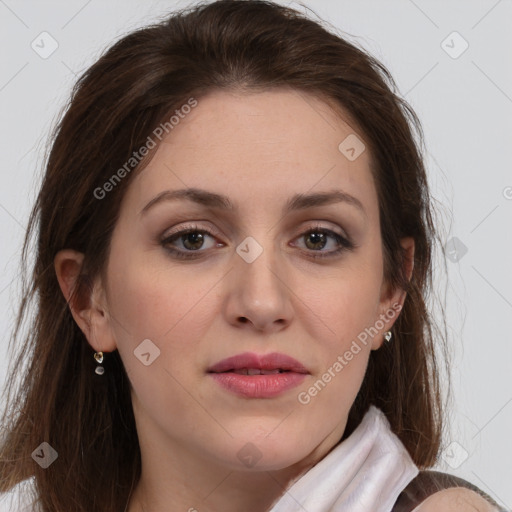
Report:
231,368,284,375
207,352,309,375
207,352,309,398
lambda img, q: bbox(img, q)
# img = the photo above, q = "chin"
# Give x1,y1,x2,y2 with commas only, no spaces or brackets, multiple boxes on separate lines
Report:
212,432,312,472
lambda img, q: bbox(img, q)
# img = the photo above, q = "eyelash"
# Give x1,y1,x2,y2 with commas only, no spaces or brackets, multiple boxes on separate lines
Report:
160,223,356,260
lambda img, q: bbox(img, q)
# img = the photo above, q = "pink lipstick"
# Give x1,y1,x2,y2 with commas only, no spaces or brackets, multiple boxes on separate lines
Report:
207,352,309,398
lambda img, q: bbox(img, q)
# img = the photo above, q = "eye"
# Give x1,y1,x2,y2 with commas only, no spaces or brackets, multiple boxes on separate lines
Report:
160,224,222,259
292,225,355,259
160,223,356,260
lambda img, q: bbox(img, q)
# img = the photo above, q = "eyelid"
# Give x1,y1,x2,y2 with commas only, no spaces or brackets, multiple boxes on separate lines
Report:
161,222,223,240
305,222,349,239
161,222,348,243
160,221,356,261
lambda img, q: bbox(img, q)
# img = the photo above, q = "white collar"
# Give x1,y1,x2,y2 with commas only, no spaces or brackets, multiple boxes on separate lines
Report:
269,405,419,512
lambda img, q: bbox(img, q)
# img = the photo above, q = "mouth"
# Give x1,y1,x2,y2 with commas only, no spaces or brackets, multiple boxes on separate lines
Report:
207,352,309,398
219,368,291,375
207,351,309,375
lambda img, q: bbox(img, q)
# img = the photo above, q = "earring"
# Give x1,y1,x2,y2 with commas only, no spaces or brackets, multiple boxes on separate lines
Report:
94,351,105,375
384,331,392,342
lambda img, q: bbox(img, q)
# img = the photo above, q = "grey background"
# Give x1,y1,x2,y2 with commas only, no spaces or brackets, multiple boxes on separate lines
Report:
0,0,510,509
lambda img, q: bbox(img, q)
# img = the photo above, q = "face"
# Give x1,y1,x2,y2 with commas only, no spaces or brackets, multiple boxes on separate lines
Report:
91,89,408,473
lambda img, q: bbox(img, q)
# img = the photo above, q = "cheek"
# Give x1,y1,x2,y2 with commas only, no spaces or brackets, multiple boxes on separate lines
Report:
105,255,219,417
301,266,382,347
297,295,374,422
105,251,225,397
294,265,382,406
107,251,217,340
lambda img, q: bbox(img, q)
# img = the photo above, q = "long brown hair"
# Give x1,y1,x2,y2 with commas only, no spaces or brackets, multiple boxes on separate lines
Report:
0,1,451,510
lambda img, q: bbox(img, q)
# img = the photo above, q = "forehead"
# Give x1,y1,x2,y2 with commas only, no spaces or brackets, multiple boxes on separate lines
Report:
125,88,378,219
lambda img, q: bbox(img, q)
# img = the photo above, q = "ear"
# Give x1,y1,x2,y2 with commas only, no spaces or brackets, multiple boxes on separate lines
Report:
371,236,415,350
54,249,117,353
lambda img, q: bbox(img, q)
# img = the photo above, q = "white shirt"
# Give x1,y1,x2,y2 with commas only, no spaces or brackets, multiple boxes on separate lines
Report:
268,405,419,512
0,476,36,512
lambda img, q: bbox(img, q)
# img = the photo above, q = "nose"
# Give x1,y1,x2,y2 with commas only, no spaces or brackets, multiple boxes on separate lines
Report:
223,239,294,334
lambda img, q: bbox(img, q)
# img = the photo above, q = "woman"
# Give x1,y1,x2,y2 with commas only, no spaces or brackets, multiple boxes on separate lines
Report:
0,1,507,511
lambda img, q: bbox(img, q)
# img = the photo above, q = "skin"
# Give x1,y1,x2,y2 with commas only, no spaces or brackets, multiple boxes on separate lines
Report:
415,488,500,511
55,89,415,512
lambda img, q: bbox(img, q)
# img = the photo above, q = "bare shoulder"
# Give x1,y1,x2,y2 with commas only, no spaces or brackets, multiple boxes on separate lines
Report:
413,487,500,512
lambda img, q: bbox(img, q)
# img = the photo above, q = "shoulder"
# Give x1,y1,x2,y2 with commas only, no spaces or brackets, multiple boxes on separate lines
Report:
394,470,505,512
412,487,501,511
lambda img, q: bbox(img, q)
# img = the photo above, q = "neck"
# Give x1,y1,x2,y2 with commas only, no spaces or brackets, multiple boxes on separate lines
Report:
125,454,324,512
124,419,345,512
124,390,347,512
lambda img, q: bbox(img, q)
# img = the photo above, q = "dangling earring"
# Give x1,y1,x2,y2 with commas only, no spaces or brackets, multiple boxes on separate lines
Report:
94,351,105,375
384,331,392,342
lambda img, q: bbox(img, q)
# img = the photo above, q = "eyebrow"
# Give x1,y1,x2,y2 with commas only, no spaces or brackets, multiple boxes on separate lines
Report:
139,187,366,218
